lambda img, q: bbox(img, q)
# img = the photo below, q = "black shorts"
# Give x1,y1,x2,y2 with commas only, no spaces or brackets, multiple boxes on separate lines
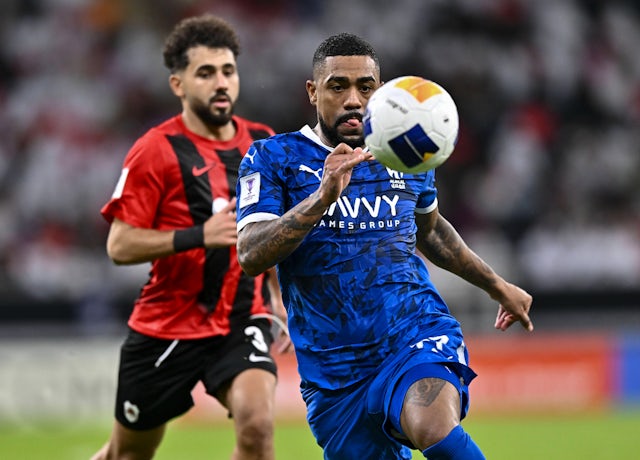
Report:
114,318,277,430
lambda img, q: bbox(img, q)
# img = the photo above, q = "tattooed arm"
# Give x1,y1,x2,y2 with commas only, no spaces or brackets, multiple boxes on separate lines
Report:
237,143,370,276
238,194,329,276
416,208,534,332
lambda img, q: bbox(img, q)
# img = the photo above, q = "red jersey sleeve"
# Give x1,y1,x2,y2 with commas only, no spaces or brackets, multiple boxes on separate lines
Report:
101,130,167,228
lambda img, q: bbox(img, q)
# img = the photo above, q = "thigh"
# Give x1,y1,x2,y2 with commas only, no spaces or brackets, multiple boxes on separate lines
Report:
302,382,412,460
114,329,202,430
222,368,277,426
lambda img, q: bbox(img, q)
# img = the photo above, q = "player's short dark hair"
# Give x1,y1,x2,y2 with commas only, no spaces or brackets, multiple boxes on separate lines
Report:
312,33,379,76
163,14,240,73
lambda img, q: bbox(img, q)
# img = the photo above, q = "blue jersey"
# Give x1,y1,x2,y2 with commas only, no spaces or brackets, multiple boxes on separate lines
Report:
237,125,463,389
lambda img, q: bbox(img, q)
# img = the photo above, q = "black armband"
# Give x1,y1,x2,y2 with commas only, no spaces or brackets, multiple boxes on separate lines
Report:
173,225,204,253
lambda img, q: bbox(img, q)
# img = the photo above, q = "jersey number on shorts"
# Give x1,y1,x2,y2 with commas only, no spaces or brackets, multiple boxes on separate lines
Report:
245,325,269,352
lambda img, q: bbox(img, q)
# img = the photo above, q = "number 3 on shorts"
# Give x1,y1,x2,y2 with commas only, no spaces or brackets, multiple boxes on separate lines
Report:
244,325,268,353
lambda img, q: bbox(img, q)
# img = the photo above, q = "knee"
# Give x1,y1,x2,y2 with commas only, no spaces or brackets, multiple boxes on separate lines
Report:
235,411,274,452
416,423,456,450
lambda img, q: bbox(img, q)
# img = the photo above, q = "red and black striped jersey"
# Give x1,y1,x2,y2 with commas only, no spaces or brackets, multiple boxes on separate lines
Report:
101,114,275,339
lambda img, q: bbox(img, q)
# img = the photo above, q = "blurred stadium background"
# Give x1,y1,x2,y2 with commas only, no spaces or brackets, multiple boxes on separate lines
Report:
0,0,639,459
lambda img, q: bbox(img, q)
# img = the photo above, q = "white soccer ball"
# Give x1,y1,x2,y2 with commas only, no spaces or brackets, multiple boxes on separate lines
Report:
364,75,459,173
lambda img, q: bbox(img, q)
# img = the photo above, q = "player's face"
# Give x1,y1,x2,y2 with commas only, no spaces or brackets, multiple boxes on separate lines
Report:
307,55,380,148
172,46,240,127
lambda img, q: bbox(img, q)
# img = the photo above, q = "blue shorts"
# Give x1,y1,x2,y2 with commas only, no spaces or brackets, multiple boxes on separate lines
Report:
301,333,477,460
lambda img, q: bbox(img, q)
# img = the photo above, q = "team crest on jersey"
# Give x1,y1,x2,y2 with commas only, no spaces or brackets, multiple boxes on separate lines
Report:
239,172,260,209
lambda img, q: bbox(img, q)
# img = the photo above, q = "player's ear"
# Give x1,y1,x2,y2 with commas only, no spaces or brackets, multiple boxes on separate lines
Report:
169,74,184,98
306,80,317,105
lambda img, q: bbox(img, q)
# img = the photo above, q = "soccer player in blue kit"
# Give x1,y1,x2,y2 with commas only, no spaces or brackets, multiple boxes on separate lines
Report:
235,33,533,459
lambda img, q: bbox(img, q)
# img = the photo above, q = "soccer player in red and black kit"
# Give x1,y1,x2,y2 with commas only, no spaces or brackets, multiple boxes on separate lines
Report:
92,14,289,460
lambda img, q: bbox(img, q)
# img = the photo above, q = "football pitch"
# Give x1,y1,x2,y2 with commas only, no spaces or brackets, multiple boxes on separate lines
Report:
1,410,638,459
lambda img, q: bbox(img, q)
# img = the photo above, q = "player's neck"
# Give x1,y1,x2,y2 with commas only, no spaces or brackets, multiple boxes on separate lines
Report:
181,112,236,142
311,124,335,148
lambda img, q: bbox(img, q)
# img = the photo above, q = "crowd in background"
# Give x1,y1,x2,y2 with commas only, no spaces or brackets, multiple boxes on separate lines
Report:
0,0,638,328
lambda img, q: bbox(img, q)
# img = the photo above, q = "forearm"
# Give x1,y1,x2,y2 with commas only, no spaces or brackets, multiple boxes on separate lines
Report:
418,215,504,298
107,219,202,265
107,227,174,265
265,267,286,318
238,191,328,276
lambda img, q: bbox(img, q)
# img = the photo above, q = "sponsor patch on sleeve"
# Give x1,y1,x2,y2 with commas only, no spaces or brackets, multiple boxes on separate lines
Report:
239,172,260,209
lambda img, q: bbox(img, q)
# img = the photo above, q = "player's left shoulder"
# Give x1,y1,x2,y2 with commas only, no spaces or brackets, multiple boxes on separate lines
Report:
233,115,276,139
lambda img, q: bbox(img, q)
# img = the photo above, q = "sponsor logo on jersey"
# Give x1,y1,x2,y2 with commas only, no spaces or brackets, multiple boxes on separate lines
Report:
386,167,406,189
300,162,411,231
325,194,400,218
317,194,402,231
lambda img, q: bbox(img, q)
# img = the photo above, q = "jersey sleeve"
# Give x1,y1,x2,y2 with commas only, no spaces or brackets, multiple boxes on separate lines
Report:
100,132,167,228
414,169,438,214
236,138,285,231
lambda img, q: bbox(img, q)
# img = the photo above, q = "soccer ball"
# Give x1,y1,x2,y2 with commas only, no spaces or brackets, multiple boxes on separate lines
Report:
363,76,459,173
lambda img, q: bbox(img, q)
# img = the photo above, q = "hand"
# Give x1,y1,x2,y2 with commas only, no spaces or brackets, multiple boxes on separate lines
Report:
492,281,534,332
203,198,238,248
317,144,371,206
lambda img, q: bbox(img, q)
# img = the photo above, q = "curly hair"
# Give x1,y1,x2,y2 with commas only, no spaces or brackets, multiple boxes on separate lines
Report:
163,14,241,73
312,33,379,77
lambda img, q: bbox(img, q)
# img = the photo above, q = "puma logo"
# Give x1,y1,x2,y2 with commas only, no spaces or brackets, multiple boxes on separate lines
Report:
299,164,322,182
244,151,257,164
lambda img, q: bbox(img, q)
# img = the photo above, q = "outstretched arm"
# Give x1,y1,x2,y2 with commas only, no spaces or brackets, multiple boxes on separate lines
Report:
416,209,533,332
238,143,370,276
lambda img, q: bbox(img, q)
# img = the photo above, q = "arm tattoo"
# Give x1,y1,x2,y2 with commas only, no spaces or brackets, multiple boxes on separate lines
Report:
405,378,446,408
238,193,328,274
419,215,498,292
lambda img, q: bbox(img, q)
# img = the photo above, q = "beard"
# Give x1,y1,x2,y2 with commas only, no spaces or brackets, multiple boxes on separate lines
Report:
319,112,364,149
192,96,234,127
